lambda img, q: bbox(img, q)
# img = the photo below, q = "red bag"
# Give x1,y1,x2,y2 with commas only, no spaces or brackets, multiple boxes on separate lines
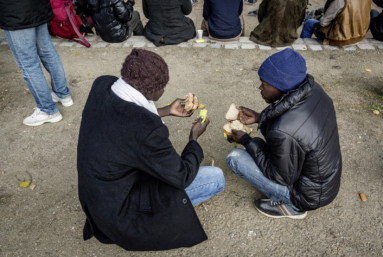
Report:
50,0,91,48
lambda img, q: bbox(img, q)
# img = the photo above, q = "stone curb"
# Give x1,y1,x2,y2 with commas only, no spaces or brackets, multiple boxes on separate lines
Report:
1,36,382,52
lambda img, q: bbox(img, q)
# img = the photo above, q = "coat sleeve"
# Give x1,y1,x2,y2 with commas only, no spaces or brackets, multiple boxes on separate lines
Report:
142,0,149,19
139,126,204,190
319,0,345,27
203,0,210,21
241,130,306,186
181,0,193,15
113,0,133,23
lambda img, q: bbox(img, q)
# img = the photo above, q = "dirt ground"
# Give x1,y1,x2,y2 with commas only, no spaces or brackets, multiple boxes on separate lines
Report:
1,1,383,257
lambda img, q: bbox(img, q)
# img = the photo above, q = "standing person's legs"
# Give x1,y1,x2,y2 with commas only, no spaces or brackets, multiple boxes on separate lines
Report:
300,19,320,38
4,26,60,117
226,148,293,205
128,11,144,36
185,166,225,206
36,23,71,101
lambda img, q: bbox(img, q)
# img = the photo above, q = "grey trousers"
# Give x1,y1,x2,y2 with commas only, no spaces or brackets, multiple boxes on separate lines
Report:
128,11,144,37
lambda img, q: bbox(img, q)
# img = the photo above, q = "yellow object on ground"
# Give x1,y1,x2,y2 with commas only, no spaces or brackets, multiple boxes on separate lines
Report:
195,39,205,43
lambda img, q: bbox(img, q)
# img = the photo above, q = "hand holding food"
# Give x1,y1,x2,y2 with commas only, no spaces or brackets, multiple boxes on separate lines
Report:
190,116,210,141
237,106,260,125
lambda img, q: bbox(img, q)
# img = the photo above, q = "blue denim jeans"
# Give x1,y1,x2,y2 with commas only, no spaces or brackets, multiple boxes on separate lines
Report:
4,23,70,115
371,10,380,20
300,19,320,38
226,148,295,207
185,166,225,206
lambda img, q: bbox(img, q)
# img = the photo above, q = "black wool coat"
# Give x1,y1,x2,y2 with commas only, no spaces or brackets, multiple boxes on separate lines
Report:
240,75,342,211
0,0,54,30
86,0,134,42
143,0,196,46
77,76,207,251
371,0,383,41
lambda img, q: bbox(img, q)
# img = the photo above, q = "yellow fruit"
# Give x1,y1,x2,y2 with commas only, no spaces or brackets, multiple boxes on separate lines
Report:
373,110,379,115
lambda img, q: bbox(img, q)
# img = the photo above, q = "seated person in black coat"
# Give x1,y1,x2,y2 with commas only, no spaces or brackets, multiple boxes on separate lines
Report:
86,0,143,43
226,49,342,219
143,0,196,46
77,49,225,251
370,0,383,41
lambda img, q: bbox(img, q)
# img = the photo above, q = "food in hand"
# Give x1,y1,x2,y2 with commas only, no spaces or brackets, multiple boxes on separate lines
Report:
225,103,240,121
223,120,252,135
185,93,199,112
198,109,208,124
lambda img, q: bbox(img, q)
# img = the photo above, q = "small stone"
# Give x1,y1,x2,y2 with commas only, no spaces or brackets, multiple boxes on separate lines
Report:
292,44,307,51
330,55,336,59
241,44,256,49
377,44,383,50
309,45,322,51
30,185,36,190
133,42,146,48
343,46,356,51
373,110,380,115
210,43,222,49
258,45,272,50
357,44,375,50
225,44,239,49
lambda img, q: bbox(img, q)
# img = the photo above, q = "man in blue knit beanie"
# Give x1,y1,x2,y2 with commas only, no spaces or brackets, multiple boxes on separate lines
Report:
226,49,342,219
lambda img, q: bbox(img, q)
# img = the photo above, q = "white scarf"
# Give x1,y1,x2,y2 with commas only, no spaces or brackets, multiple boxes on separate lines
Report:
111,77,159,116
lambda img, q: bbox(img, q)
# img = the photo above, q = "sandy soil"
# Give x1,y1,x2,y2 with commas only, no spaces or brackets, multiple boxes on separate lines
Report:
1,1,383,257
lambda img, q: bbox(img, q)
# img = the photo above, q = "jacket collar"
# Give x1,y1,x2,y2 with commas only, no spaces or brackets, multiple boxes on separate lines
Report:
258,74,315,130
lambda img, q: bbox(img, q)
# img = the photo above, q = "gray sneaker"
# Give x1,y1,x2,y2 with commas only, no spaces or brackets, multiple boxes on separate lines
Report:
51,92,73,107
254,199,307,219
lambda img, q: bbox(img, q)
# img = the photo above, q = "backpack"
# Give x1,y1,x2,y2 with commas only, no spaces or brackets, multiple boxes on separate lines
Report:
50,0,91,48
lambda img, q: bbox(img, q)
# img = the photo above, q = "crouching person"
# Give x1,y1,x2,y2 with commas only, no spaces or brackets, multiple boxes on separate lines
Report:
77,49,225,250
226,49,342,219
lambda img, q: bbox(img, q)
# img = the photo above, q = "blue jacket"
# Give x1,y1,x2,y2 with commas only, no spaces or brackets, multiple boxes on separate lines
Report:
203,0,243,39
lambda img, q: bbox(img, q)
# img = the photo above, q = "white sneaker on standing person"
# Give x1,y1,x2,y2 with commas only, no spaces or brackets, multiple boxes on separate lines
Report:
0,0,73,126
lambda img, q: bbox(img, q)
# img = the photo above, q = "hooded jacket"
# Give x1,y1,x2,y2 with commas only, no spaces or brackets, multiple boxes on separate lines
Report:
316,0,371,46
250,0,308,47
239,75,342,211
370,0,383,41
0,0,53,30
86,0,133,43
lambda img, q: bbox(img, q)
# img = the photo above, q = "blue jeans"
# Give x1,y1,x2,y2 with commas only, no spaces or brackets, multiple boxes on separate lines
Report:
226,148,295,207
371,10,380,20
4,23,70,115
185,166,225,205
300,19,320,38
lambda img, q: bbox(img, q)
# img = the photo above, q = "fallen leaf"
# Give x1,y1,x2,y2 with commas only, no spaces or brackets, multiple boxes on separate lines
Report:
198,104,205,108
365,68,371,72
76,52,80,55
16,70,21,73
239,68,243,71
360,193,367,202
2,171,4,174
19,181,31,188
215,69,219,72
87,73,91,76
357,142,361,144
373,110,380,115
193,56,196,58
71,48,74,51
30,184,36,191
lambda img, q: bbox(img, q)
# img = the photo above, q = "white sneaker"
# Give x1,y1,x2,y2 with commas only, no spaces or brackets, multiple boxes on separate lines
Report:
23,108,63,126
51,92,73,107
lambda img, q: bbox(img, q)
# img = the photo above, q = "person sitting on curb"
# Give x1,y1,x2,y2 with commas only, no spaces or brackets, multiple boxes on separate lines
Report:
77,49,225,251
143,0,196,46
201,0,244,41
249,0,308,47
226,49,342,219
86,0,143,43
300,0,371,46
0,0,73,126
370,0,383,42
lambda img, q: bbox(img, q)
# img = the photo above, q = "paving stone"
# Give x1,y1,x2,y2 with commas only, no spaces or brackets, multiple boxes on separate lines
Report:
357,39,370,45
209,43,222,49
223,41,240,44
52,41,61,46
239,37,252,43
323,45,339,50
193,43,207,48
76,43,85,48
58,41,75,47
241,44,256,49
126,36,150,43
377,44,383,50
85,35,99,42
51,37,64,43
1,41,8,45
225,44,239,49
94,42,108,47
343,46,356,51
110,43,122,47
367,38,383,45
293,38,305,44
258,45,272,50
133,42,146,47
276,46,292,50
146,42,156,47
357,44,375,50
122,42,131,47
309,45,323,51
292,44,307,50
178,42,190,47
303,38,321,45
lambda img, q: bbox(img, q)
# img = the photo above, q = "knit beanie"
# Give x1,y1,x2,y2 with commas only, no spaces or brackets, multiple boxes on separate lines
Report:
121,49,169,95
258,49,307,92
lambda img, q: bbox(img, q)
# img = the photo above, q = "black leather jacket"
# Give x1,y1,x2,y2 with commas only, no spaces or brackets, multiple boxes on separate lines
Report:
240,75,342,211
87,0,133,42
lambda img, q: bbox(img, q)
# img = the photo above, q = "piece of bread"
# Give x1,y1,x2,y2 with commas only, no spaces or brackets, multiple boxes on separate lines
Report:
223,120,252,135
185,93,199,112
225,103,239,121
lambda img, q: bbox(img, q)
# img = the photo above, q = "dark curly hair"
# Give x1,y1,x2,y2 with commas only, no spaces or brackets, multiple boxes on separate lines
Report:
121,49,169,95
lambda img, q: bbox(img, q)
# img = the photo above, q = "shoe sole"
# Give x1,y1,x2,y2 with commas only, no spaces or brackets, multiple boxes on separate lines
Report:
53,98,73,107
23,114,63,126
254,203,308,220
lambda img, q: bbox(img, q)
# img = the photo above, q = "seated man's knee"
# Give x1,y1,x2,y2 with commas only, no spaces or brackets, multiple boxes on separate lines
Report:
210,166,225,191
226,148,245,171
